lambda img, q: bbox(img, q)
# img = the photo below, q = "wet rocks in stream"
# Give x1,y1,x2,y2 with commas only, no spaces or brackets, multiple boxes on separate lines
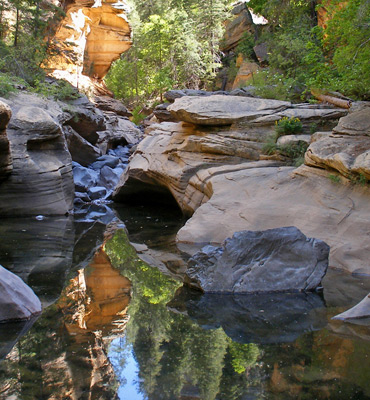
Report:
73,145,130,203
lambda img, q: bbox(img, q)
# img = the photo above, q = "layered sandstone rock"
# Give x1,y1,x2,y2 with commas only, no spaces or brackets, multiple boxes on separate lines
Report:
167,95,291,125
305,106,370,180
177,164,370,275
46,0,131,92
0,94,74,216
0,101,12,181
0,92,140,215
221,2,254,52
114,96,370,275
0,216,74,305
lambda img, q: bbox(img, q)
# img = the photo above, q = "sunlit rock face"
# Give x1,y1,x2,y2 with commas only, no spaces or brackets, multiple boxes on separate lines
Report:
46,0,131,93
221,2,254,52
317,1,348,29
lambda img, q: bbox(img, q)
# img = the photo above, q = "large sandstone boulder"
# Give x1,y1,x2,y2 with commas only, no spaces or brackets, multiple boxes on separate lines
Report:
0,100,12,181
167,95,291,125
93,96,132,118
0,265,42,322
97,114,142,153
65,105,106,145
114,100,347,215
185,227,329,293
113,121,280,214
221,2,254,52
0,95,74,216
64,126,102,166
164,89,216,102
305,107,370,179
177,164,370,275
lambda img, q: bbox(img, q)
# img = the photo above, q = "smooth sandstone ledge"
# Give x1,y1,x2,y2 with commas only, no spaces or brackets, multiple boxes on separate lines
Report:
176,164,370,275
167,95,291,125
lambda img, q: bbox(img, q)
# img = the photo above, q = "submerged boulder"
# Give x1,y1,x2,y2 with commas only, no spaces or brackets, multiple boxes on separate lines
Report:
168,287,326,344
0,265,42,322
185,227,329,294
332,293,370,324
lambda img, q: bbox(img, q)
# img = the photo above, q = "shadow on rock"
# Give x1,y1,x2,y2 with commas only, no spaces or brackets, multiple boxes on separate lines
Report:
168,287,327,344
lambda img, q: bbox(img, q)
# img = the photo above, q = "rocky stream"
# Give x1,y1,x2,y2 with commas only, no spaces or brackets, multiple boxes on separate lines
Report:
0,86,370,399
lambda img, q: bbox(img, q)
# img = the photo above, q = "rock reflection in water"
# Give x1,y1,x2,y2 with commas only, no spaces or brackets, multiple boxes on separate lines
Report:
0,216,74,305
60,245,132,337
0,244,131,400
0,318,39,361
168,287,327,344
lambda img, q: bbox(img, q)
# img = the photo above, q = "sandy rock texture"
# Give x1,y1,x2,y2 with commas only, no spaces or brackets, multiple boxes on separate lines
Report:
306,106,370,180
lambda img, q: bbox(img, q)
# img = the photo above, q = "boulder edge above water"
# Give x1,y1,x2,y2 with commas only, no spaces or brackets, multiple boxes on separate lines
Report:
185,226,330,294
0,265,42,322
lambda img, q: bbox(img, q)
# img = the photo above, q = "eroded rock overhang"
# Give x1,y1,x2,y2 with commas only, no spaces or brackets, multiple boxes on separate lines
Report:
45,0,131,89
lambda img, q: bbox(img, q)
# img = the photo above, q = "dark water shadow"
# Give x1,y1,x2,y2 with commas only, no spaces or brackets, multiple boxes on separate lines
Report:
168,287,327,344
114,203,186,250
0,316,39,360
0,216,74,305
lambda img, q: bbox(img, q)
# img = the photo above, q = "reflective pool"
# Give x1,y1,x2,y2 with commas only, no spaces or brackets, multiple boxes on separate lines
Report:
0,206,369,400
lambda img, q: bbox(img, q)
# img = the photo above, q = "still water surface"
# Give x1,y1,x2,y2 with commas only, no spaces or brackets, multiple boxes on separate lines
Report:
0,204,369,399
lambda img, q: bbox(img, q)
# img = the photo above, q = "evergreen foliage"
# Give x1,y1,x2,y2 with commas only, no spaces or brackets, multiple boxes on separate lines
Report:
1,0,368,105
105,0,233,108
248,0,370,100
0,0,70,98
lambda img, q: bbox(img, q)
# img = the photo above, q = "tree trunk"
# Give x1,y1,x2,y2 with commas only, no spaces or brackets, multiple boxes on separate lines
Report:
14,6,20,47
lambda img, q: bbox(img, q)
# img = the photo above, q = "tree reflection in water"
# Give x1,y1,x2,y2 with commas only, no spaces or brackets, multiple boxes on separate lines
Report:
1,228,369,400
106,230,265,400
106,230,370,400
